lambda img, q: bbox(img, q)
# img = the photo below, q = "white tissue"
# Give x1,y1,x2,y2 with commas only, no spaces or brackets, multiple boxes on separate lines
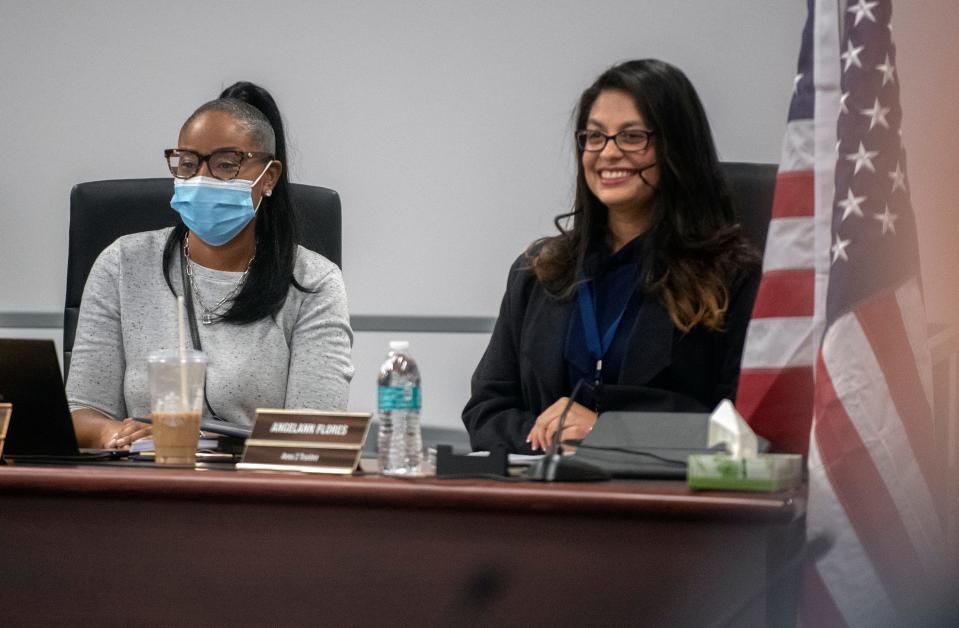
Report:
707,399,758,459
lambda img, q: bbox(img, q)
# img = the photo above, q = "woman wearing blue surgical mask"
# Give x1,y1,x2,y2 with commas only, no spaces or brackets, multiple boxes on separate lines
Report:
66,82,354,448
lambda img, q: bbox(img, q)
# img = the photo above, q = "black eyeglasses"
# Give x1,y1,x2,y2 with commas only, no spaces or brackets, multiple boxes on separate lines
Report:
576,129,655,152
164,149,274,180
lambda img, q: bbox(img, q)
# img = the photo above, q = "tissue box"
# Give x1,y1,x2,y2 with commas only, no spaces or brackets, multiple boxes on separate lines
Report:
687,453,803,492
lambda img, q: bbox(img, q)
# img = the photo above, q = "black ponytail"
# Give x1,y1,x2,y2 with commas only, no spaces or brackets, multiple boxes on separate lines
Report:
162,81,311,325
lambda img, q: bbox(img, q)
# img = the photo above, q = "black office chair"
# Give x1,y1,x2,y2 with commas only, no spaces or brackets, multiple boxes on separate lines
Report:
63,178,341,375
720,161,777,253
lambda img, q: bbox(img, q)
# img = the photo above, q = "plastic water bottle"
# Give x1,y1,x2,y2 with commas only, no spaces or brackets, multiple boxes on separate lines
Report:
377,340,423,475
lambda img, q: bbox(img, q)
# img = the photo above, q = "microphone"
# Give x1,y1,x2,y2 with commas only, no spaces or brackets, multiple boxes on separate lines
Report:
525,379,610,482
636,161,658,189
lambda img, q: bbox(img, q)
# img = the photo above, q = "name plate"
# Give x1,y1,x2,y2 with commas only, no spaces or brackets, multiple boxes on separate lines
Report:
237,409,372,474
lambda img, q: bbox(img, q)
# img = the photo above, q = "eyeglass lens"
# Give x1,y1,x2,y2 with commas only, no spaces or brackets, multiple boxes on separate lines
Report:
167,150,244,180
578,130,651,152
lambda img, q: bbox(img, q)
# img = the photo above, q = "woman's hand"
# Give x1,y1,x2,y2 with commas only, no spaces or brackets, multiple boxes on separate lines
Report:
527,398,597,452
104,418,152,449
72,409,153,449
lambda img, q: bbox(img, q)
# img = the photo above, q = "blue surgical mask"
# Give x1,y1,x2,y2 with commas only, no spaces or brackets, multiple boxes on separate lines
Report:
170,162,273,246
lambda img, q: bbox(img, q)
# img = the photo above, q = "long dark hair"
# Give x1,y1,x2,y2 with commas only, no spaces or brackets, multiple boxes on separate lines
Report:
530,59,758,332
162,81,309,324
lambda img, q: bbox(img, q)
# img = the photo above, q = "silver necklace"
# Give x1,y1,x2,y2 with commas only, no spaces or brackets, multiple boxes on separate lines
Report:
183,234,255,325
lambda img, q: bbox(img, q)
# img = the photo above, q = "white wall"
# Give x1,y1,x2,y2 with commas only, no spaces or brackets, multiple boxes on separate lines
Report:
6,1,954,429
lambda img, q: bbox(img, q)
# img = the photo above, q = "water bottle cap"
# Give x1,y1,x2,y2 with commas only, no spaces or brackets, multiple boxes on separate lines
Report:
389,340,410,351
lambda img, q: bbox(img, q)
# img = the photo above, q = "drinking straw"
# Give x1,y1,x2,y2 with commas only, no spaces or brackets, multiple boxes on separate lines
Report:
176,296,189,409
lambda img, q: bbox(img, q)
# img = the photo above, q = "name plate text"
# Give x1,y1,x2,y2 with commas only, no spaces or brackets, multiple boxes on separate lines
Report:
237,409,372,474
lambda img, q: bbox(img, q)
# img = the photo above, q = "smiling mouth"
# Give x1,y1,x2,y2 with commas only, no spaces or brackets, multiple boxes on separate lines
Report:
599,169,637,180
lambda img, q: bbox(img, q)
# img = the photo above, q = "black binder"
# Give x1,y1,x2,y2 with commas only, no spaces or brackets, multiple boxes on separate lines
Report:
570,410,769,479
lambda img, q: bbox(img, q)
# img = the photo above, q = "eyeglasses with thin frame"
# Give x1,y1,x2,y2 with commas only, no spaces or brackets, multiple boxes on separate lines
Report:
576,129,655,152
164,149,274,181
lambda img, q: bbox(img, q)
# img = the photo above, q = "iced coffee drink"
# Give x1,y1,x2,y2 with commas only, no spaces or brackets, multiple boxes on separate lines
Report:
147,350,206,465
151,410,202,464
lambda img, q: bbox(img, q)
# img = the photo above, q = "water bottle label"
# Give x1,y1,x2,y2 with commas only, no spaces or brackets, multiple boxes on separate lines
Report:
378,385,421,410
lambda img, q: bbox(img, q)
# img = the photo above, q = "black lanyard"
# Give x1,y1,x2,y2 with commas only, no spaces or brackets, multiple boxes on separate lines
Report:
179,245,223,421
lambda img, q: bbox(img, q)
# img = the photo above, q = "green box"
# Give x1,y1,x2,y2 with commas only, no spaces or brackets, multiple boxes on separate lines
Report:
687,453,803,492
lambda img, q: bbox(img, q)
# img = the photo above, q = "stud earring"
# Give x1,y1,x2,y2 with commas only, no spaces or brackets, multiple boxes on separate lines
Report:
264,189,272,197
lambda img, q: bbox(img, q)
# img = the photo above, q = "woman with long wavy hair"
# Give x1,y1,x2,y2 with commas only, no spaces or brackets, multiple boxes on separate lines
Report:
462,59,760,453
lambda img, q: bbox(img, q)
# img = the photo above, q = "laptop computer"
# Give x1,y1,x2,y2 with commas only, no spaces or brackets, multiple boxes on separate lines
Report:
0,338,121,460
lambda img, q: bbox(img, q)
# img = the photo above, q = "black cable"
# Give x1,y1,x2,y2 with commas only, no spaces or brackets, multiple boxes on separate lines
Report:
570,442,690,466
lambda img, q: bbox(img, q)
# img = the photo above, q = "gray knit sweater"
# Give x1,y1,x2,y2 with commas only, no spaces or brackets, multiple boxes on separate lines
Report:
66,228,354,427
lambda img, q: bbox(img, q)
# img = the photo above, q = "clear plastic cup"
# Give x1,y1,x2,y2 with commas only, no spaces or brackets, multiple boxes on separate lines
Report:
147,350,206,465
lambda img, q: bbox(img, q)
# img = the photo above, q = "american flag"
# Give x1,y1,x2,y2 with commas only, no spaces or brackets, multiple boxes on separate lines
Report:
739,0,947,624
737,0,819,458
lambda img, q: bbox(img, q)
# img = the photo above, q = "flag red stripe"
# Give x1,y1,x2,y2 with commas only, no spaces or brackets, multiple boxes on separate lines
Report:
800,563,848,628
854,292,943,512
814,351,929,614
737,367,813,455
749,269,814,318
771,170,814,219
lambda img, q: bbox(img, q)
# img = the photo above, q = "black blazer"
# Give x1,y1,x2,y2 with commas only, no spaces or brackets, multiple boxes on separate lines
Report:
462,253,760,453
